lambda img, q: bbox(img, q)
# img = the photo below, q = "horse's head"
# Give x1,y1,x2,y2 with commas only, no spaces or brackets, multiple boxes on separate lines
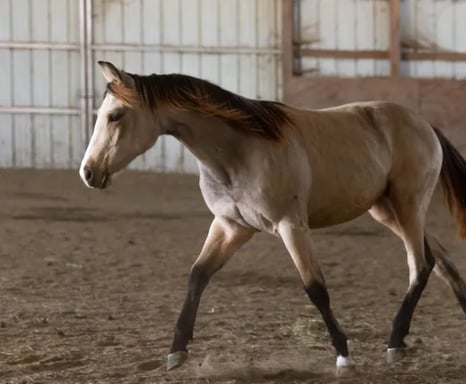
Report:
79,61,159,189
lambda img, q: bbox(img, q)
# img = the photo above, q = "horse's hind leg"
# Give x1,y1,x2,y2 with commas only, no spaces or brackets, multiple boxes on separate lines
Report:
370,199,466,329
167,217,254,371
369,197,435,362
278,219,353,377
427,233,466,314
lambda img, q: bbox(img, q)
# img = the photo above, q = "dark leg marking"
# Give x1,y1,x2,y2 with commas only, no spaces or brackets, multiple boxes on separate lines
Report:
169,265,211,354
434,251,466,315
305,281,349,357
388,238,435,349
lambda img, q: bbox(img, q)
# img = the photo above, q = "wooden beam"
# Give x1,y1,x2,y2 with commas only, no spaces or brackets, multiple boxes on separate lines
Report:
296,47,466,62
299,49,388,59
282,0,295,81
389,0,401,77
403,51,466,62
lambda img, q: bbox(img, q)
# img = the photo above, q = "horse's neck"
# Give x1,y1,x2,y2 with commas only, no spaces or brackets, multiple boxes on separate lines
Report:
162,111,245,183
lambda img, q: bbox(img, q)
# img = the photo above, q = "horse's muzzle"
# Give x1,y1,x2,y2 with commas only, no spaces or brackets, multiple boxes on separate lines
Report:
80,165,111,189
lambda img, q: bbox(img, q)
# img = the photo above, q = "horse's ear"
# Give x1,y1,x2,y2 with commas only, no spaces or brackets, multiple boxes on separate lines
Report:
98,61,134,88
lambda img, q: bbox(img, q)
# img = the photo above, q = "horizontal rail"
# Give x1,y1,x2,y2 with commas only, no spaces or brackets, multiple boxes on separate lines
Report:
0,41,80,50
299,48,388,59
297,47,466,62
92,44,280,55
403,51,466,61
0,106,80,115
3,44,465,61
0,41,281,55
0,42,280,55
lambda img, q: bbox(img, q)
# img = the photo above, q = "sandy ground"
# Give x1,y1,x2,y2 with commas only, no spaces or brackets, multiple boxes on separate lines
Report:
0,169,465,384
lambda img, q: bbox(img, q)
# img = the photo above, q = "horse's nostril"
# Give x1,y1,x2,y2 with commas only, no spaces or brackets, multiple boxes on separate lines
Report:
84,166,94,184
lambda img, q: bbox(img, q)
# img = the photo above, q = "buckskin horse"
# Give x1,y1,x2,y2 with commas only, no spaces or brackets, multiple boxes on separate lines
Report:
79,61,466,376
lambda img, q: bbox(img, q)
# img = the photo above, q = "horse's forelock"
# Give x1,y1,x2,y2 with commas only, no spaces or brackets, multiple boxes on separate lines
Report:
106,81,139,108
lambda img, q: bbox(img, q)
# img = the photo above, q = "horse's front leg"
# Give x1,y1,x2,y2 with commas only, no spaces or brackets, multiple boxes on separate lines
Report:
167,216,254,370
278,219,353,377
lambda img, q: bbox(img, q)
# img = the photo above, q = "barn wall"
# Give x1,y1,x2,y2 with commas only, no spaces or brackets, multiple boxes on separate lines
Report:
287,0,466,155
0,0,465,171
0,0,281,172
299,0,466,79
400,0,466,79
91,0,282,173
0,0,83,169
299,0,391,76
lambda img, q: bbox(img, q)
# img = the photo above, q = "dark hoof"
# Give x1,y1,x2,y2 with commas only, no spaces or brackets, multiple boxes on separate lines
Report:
387,347,405,363
167,351,189,371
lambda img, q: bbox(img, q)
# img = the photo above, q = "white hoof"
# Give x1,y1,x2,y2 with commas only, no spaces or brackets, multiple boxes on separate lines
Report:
387,347,405,363
167,351,189,371
336,355,355,377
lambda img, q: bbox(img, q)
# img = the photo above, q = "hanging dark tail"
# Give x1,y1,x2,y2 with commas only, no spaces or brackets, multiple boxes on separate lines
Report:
433,127,466,238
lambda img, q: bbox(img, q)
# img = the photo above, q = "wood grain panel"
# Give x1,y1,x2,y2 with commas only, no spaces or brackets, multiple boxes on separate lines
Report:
284,76,466,155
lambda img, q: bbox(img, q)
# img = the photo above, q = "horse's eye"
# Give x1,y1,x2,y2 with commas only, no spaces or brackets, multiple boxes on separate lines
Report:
108,112,123,123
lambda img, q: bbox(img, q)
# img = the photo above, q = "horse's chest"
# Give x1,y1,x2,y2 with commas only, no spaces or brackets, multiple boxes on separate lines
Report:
199,177,277,233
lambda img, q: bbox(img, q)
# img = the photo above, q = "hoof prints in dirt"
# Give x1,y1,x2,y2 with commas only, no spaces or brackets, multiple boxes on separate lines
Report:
3,191,69,202
195,354,324,383
12,207,109,222
11,207,210,222
137,360,163,371
6,352,86,372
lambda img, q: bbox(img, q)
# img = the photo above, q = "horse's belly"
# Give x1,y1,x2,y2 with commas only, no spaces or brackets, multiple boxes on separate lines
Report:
307,177,387,228
307,202,373,228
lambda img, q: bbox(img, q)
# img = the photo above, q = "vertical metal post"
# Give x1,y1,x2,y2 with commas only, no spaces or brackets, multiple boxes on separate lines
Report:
79,0,88,143
282,0,295,81
389,0,401,77
86,0,94,140
292,0,302,76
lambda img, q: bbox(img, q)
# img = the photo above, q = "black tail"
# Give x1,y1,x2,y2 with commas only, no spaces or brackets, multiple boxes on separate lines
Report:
433,127,466,238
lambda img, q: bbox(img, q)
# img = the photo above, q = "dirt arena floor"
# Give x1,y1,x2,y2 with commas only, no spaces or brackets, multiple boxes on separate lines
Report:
0,169,465,384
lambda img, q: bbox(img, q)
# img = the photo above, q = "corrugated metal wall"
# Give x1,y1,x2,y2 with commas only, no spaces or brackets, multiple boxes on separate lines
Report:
0,0,83,169
300,0,391,76
299,0,466,78
91,0,281,173
0,0,281,172
400,0,466,78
